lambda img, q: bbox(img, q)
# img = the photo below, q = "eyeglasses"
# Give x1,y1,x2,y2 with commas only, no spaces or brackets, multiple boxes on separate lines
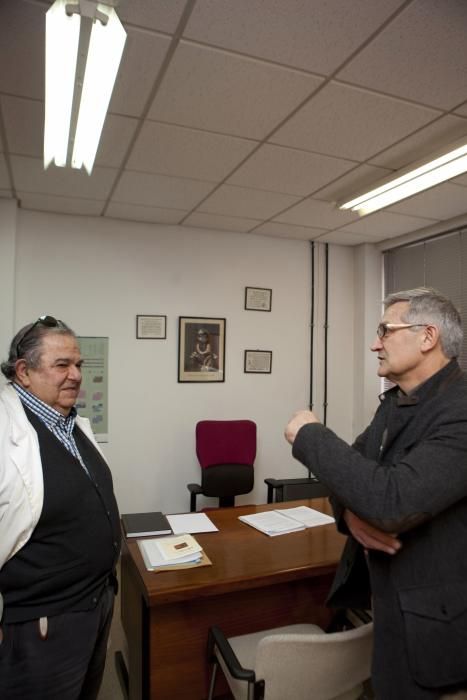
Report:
15,315,64,358
376,322,428,339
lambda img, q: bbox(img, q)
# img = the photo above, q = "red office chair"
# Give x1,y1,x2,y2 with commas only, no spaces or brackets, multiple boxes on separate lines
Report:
187,420,256,511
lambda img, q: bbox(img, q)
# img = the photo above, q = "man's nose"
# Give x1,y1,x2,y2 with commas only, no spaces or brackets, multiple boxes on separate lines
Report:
69,364,82,381
370,335,383,352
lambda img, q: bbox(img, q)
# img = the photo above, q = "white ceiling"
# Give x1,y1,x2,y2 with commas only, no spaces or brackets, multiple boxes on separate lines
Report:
1,0,467,246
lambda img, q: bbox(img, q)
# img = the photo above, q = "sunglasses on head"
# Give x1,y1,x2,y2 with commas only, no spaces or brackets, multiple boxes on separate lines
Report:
15,315,64,358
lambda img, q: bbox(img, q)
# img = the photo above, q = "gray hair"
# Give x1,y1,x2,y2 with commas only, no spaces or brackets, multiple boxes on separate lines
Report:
1,319,75,380
384,287,462,359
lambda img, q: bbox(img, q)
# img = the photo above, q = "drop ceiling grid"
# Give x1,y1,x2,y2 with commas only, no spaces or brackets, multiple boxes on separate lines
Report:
2,0,467,245
146,41,325,139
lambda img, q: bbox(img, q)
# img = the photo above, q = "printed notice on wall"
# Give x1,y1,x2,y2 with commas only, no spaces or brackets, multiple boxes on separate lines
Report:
77,337,109,442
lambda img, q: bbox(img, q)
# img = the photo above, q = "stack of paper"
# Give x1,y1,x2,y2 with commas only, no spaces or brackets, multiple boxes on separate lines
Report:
138,534,203,571
239,506,334,537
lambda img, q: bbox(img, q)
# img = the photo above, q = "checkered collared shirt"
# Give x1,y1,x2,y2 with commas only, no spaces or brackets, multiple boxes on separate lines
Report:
13,382,88,473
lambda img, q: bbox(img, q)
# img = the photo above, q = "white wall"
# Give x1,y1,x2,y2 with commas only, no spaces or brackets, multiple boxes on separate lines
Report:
0,199,17,382
4,207,381,514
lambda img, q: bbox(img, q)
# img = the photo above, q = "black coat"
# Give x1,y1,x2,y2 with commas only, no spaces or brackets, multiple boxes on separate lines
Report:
293,360,467,699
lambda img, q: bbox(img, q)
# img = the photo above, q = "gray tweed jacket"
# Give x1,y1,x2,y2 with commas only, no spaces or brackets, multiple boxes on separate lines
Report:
293,359,467,699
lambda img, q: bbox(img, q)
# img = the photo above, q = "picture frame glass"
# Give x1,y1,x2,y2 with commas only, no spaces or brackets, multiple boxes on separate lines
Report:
244,350,272,374
136,315,166,339
179,317,226,382
245,287,272,312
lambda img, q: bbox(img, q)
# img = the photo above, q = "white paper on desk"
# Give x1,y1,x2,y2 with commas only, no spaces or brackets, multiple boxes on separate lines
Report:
239,510,305,536
278,506,335,527
166,512,219,534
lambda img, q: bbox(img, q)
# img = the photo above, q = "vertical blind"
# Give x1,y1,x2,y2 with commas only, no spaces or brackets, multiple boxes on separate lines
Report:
384,229,467,370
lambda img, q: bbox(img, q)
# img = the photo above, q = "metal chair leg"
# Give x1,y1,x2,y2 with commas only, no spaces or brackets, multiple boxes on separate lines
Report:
207,661,218,700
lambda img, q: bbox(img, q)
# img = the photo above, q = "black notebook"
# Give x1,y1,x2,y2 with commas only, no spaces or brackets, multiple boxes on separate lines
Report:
121,511,172,537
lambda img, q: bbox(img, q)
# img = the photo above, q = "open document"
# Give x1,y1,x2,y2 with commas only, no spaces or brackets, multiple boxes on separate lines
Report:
239,506,334,537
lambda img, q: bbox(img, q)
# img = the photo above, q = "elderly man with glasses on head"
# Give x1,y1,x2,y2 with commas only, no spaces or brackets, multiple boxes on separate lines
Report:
286,288,467,700
0,316,120,700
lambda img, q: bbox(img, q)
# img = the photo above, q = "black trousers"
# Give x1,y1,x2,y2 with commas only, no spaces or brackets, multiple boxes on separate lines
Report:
0,586,114,700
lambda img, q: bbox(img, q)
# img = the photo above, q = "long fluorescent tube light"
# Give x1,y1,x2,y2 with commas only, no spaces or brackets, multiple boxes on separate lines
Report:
44,0,126,175
338,138,467,216
44,0,80,169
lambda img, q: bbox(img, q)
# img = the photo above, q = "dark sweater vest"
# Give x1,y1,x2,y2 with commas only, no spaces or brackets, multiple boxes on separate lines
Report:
0,408,121,623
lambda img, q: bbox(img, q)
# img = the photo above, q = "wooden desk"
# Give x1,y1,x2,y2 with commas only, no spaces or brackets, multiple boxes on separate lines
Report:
120,499,345,700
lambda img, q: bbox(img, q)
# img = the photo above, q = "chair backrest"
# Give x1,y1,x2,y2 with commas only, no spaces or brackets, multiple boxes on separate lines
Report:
196,420,256,469
256,623,373,700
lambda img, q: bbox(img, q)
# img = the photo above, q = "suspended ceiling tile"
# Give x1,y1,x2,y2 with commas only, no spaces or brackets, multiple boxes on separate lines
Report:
452,174,467,187
274,197,359,229
184,0,406,75
317,230,384,245
106,202,187,225
118,0,187,33
12,156,117,200
198,184,301,220
387,183,467,221
454,102,467,117
183,212,260,233
94,114,139,168
338,0,467,110
227,144,355,196
0,191,13,199
112,170,215,209
19,193,105,217
252,222,327,240
127,122,257,181
0,0,44,100
0,154,10,189
315,163,393,203
148,41,323,139
369,115,467,170
108,29,172,117
338,210,437,237
271,82,441,161
1,95,43,157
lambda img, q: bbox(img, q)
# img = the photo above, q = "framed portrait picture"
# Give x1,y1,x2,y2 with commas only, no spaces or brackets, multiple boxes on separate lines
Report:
244,350,272,374
245,286,272,312
178,317,226,382
136,315,167,339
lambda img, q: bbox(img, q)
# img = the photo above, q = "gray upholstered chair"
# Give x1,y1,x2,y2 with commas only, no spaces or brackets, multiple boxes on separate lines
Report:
207,621,373,700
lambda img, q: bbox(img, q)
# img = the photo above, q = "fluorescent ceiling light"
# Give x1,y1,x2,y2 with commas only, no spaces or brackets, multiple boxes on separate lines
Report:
44,0,126,175
338,138,467,216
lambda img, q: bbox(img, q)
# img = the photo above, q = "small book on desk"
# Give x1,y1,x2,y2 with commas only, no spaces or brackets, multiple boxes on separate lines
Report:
239,506,335,537
121,511,172,537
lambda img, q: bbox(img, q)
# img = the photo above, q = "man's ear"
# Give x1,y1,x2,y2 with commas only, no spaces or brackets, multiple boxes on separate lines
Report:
15,359,31,387
420,324,439,352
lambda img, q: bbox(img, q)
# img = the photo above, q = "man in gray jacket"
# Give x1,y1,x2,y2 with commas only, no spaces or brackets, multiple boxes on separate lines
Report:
286,288,467,700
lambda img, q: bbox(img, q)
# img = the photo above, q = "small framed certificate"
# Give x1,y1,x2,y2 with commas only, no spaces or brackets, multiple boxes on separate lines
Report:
245,287,272,312
244,350,272,374
136,315,167,339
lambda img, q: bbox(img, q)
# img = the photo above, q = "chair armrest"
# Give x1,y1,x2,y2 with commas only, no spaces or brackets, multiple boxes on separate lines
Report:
187,483,203,494
264,478,279,503
208,626,256,682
